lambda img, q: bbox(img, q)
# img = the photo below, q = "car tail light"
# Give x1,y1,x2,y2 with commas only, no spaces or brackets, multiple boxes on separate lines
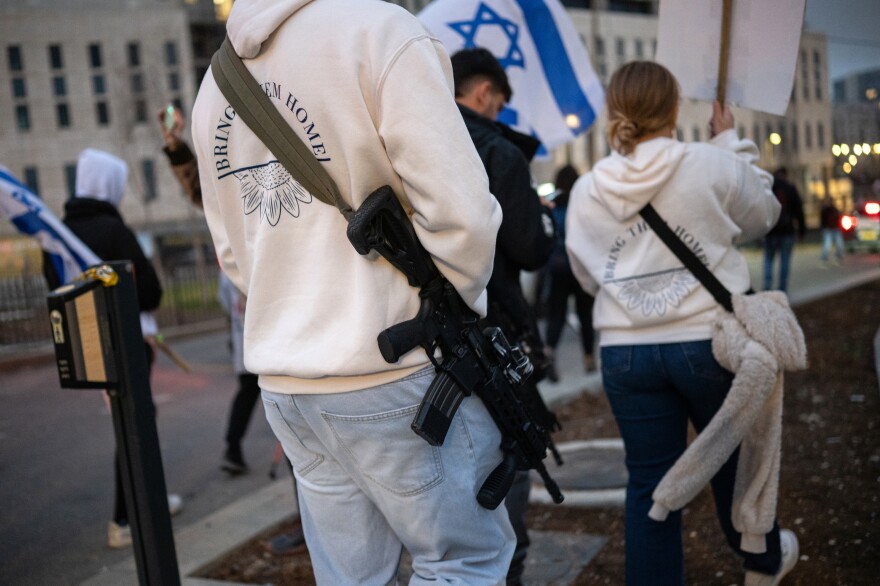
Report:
864,201,880,216
841,215,857,231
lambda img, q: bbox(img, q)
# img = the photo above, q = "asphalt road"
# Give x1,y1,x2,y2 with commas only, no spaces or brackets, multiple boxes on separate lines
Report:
0,331,280,586
0,242,876,586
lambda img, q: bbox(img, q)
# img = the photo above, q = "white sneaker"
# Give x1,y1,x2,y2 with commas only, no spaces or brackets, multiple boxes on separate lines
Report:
167,493,183,517
744,529,799,586
107,520,132,549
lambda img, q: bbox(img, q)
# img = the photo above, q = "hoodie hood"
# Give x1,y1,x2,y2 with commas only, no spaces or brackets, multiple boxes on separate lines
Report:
227,0,315,59
75,148,128,208
590,137,687,222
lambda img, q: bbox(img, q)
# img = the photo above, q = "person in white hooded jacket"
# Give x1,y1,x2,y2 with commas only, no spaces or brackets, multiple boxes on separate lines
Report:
42,148,183,549
565,62,797,586
191,0,514,583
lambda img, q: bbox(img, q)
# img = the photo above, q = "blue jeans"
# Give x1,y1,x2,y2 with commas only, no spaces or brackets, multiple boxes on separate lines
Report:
820,228,844,261
262,367,514,585
601,342,782,585
763,234,795,291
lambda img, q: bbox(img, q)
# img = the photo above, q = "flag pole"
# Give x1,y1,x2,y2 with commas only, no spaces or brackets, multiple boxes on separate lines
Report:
717,0,733,103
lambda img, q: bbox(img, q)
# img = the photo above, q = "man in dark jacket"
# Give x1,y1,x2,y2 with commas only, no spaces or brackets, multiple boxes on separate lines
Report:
451,48,556,586
819,198,844,265
763,167,806,292
43,148,174,549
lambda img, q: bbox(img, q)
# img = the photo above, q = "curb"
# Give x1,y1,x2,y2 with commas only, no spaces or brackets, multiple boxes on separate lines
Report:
530,439,626,508
0,319,227,374
80,479,295,586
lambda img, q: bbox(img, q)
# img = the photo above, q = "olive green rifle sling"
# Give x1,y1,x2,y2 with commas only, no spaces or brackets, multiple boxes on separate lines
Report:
210,36,354,221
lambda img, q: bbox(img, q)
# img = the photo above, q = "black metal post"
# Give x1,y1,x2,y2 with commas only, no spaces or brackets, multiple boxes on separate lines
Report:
104,261,181,585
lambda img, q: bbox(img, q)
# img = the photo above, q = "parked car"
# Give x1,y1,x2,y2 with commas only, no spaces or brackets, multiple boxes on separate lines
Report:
841,200,880,253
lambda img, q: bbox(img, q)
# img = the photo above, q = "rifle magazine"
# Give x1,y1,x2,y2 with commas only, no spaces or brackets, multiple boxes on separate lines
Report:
411,369,466,446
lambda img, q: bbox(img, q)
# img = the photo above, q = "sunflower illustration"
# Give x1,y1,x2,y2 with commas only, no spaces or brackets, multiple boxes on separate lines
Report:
615,268,697,317
233,161,312,226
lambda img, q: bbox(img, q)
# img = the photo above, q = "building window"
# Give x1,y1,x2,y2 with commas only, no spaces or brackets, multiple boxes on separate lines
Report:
15,104,30,131
651,38,657,58
11,77,26,98
142,159,157,202
615,37,625,58
804,122,812,150
88,43,102,69
23,166,39,195
800,50,809,101
738,125,745,139
167,71,180,91
597,62,607,79
7,45,23,71
753,123,761,143
676,127,683,141
634,39,644,58
92,74,105,95
130,73,144,94
790,122,799,152
96,101,110,125
48,44,63,69
172,97,184,112
594,36,605,57
134,99,148,123
692,126,701,142
56,103,71,128
164,41,178,66
817,122,825,149
813,50,822,100
127,42,140,67
52,76,66,96
765,123,773,143
64,163,77,199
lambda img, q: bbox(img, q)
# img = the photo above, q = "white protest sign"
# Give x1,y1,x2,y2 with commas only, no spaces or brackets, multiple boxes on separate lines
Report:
655,0,805,116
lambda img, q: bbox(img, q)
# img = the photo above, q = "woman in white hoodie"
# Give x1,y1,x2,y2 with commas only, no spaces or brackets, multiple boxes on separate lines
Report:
565,62,796,585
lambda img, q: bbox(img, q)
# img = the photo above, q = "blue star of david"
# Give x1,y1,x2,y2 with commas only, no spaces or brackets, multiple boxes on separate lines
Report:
447,3,525,70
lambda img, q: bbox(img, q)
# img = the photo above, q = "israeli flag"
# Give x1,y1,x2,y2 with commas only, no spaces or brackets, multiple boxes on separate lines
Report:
419,0,604,150
0,166,100,284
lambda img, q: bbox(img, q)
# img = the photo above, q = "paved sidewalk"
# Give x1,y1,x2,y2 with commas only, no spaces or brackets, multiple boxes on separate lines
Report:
74,244,880,585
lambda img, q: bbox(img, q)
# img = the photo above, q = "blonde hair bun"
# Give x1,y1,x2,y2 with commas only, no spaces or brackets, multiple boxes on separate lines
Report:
606,61,679,156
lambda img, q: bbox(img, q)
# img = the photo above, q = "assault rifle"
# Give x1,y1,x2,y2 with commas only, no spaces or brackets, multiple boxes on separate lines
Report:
347,186,564,509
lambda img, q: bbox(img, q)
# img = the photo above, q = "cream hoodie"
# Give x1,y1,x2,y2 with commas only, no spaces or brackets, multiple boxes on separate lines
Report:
192,0,501,393
566,130,780,346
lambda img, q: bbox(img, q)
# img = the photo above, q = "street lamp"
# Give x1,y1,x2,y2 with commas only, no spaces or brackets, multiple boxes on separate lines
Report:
764,133,782,168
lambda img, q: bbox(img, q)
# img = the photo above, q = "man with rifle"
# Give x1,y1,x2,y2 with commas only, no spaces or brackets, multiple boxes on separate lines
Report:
191,0,515,583
450,48,559,586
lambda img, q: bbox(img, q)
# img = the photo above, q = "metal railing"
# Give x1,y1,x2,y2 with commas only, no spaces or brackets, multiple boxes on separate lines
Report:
0,262,225,354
